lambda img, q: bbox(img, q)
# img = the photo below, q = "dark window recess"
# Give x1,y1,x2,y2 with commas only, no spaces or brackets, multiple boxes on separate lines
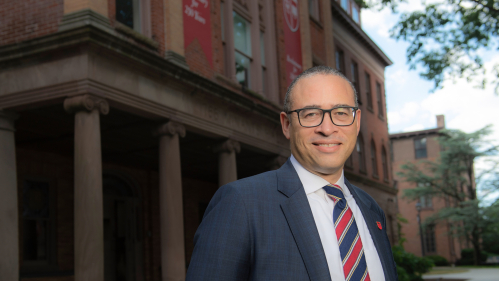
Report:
116,0,134,29
357,134,366,172
351,61,360,104
345,153,353,168
376,82,383,117
414,138,428,159
423,224,436,253
371,140,378,178
335,49,345,74
382,146,389,181
23,180,51,263
365,72,373,109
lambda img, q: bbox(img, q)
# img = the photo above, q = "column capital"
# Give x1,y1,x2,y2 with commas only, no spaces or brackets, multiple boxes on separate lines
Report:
213,139,241,154
0,111,18,132
64,94,109,115
154,121,186,138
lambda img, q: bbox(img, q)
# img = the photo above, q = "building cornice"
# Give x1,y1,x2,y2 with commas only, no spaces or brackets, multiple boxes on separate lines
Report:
331,3,393,67
0,20,281,124
389,128,442,140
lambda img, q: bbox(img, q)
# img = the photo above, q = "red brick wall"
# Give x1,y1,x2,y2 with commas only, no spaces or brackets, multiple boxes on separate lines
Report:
185,39,215,79
0,0,64,46
210,0,225,76
392,135,463,262
150,0,166,56
333,40,391,186
274,0,288,103
309,19,326,64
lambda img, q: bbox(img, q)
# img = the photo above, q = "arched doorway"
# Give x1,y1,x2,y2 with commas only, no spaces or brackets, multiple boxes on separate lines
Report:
103,174,141,281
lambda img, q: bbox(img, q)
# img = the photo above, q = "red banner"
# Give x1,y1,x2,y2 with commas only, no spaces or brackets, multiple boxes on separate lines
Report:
183,0,213,67
283,0,303,86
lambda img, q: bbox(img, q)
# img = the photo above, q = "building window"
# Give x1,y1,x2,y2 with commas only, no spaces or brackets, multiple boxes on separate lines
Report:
382,146,389,181
414,138,428,159
376,82,384,118
345,153,353,168
340,0,349,13
423,224,436,253
309,0,320,20
351,61,360,103
352,4,359,23
233,12,252,88
365,72,373,110
22,180,55,269
260,31,266,93
420,195,433,208
116,0,141,31
357,133,366,172
371,140,378,178
335,49,345,74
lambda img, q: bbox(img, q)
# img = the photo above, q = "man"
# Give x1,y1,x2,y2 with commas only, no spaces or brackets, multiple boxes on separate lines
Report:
186,66,398,281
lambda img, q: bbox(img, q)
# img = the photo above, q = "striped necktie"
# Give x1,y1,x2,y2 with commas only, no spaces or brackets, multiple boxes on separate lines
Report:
323,184,370,281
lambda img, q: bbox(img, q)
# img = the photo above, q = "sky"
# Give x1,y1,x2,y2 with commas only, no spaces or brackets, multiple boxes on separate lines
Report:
360,2,499,202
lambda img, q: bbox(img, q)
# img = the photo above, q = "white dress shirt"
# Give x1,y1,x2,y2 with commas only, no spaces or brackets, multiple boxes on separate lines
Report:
290,155,386,281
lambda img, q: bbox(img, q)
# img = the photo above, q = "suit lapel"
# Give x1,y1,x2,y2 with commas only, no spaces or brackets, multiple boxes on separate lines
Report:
278,160,331,281
344,180,397,281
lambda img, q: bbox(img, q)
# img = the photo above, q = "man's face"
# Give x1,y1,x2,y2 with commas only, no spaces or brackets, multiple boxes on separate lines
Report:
280,74,361,181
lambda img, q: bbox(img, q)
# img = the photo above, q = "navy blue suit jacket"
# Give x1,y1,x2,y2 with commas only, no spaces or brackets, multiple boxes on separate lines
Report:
186,160,398,281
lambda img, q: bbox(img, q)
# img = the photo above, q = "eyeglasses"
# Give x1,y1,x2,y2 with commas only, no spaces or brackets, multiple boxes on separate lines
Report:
286,106,359,127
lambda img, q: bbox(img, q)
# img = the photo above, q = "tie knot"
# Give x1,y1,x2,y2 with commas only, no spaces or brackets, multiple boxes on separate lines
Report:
323,184,346,209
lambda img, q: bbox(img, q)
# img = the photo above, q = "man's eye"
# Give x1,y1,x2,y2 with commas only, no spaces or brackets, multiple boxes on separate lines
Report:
304,112,317,118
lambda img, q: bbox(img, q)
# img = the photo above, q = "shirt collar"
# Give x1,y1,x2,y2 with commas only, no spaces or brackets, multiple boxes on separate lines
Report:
290,155,348,196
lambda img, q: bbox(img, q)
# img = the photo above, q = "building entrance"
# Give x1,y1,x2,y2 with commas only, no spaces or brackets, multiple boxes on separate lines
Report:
103,175,140,281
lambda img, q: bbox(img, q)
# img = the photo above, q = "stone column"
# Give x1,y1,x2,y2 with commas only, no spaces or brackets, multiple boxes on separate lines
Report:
0,111,19,281
64,94,109,281
155,121,186,281
214,139,240,187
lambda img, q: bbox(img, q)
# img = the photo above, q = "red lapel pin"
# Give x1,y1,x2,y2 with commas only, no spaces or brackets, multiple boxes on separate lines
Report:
376,221,382,230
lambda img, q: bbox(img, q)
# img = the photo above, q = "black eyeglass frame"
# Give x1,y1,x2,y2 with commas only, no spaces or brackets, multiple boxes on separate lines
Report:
286,106,360,128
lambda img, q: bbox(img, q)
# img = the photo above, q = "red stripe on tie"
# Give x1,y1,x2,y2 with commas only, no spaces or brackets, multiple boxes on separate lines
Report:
335,208,353,238
364,272,371,281
343,238,363,277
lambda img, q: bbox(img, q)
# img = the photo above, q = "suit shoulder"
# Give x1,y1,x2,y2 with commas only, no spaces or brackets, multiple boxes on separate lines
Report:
349,183,385,215
224,170,278,191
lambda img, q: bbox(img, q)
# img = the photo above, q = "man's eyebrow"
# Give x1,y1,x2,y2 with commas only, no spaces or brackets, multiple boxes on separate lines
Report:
301,104,353,109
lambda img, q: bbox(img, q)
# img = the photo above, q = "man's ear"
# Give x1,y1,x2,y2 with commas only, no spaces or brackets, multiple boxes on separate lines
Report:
280,112,291,140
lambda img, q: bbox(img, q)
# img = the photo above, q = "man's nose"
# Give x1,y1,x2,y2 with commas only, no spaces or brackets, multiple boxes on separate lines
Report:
315,112,338,135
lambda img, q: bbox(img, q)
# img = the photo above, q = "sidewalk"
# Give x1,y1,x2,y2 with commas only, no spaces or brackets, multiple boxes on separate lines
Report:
424,267,499,281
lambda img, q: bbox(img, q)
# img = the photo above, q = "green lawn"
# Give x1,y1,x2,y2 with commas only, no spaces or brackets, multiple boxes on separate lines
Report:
424,267,469,275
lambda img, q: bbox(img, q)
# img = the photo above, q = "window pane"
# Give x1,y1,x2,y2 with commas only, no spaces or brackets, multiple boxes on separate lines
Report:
415,138,427,159
235,52,250,87
341,0,349,13
116,0,134,29
233,12,251,56
352,6,359,23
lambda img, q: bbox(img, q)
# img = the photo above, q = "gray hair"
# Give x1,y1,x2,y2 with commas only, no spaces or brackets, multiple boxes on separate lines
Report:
283,65,358,113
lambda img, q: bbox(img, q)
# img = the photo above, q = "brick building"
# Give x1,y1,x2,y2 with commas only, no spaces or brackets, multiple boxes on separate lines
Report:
0,0,395,280
390,115,463,263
